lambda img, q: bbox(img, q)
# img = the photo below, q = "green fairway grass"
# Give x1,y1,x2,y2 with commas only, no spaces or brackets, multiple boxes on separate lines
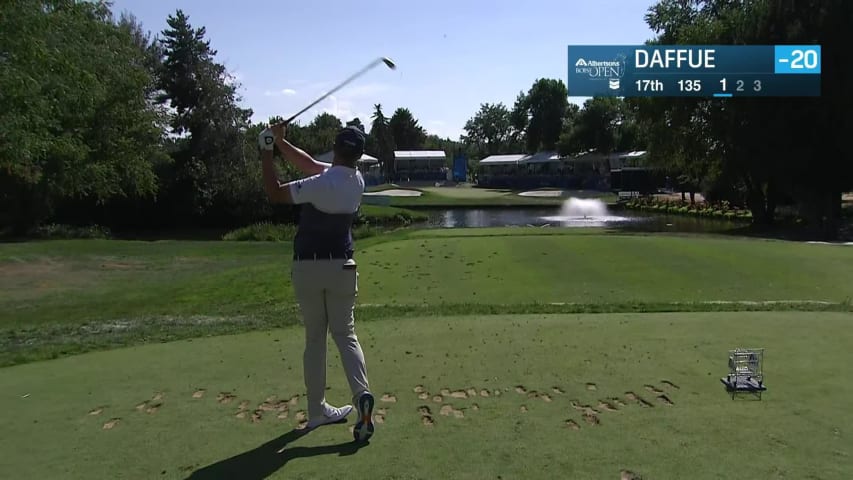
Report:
365,185,616,207
2,229,852,366
1,312,851,479
356,231,853,305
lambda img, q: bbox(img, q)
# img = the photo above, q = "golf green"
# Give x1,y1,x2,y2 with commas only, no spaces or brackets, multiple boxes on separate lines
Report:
2,312,851,479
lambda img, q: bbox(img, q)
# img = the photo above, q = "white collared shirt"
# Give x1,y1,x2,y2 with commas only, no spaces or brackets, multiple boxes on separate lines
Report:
286,166,365,214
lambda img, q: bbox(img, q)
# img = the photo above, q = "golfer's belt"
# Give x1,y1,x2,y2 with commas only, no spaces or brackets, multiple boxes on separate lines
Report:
293,251,353,261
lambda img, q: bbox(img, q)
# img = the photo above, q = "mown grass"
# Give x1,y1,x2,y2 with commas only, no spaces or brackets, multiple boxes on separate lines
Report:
366,186,617,208
2,226,853,479
1,311,851,479
2,228,851,366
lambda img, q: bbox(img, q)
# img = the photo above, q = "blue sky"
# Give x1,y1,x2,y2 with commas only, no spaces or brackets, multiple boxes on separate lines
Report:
109,0,657,140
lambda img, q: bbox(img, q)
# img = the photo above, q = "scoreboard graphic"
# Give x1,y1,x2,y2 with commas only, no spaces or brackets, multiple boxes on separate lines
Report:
567,45,821,97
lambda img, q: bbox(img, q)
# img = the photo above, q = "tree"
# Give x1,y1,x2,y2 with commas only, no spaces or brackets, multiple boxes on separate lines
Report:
461,103,517,157
156,9,253,220
302,112,343,155
509,91,529,138
0,0,165,232
388,108,427,150
369,105,396,182
638,0,853,237
513,79,570,153
566,97,625,155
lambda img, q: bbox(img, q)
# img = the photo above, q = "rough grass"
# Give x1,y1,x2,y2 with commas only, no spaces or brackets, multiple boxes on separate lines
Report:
1,311,851,479
1,229,852,366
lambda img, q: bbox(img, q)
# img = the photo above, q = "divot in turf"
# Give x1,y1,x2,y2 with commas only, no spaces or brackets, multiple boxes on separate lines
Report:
135,392,165,414
217,392,236,404
583,413,601,425
621,469,644,480
644,384,664,395
661,380,680,390
102,418,120,430
417,405,434,426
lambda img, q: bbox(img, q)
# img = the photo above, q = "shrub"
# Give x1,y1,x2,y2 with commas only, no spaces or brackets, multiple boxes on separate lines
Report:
222,222,297,242
30,224,112,239
356,205,428,226
353,225,383,240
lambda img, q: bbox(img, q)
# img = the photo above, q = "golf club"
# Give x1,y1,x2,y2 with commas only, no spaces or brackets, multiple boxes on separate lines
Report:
275,56,396,127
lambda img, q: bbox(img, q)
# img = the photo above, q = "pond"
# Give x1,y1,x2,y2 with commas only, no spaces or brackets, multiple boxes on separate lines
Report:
417,199,744,234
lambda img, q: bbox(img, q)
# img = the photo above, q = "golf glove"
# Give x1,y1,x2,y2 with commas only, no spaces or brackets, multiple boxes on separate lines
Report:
258,129,275,151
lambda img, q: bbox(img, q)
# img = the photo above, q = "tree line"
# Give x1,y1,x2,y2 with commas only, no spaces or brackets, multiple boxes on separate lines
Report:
2,0,850,239
460,0,852,239
637,0,851,239
0,1,461,233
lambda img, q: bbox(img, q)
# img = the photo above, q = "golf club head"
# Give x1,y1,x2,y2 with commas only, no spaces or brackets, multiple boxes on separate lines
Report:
381,57,397,70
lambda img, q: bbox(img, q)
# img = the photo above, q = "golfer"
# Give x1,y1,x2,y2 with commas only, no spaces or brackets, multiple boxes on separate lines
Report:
258,123,375,442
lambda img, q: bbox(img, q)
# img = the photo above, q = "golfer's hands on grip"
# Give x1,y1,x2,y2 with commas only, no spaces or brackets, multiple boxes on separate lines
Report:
258,123,285,152
270,122,286,141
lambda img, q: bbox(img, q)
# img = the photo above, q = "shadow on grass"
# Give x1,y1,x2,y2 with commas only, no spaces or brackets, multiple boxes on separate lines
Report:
184,427,369,480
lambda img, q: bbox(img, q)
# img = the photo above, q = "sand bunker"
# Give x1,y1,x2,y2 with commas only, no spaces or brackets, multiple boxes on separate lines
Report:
364,189,423,197
517,190,564,197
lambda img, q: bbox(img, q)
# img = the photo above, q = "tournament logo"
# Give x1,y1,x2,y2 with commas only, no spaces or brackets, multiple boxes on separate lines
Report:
573,52,627,90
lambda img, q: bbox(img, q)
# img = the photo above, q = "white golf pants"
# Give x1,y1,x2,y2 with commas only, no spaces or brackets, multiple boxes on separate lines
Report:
291,259,370,420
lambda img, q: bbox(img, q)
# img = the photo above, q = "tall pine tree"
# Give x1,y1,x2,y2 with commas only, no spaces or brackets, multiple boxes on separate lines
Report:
156,10,253,221
369,105,396,182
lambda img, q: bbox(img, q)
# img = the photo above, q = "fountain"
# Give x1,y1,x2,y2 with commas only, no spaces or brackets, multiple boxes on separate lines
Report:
560,197,609,218
540,197,633,227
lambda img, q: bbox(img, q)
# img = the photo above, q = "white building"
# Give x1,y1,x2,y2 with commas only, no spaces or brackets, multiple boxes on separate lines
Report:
393,150,448,181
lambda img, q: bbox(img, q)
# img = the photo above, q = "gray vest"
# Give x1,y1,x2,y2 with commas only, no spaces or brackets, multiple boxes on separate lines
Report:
293,204,356,259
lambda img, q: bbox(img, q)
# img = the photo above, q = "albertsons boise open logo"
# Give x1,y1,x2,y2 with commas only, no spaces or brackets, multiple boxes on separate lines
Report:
574,53,627,80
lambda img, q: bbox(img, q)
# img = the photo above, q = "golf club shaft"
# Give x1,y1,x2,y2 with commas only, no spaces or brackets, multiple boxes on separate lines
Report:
280,57,393,126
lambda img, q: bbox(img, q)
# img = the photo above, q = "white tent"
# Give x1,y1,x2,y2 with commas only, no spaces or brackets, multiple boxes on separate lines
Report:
477,154,527,166
393,150,447,168
519,151,561,165
607,151,648,169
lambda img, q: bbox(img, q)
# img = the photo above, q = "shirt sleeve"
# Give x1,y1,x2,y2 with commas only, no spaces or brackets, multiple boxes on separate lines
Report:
285,170,330,205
